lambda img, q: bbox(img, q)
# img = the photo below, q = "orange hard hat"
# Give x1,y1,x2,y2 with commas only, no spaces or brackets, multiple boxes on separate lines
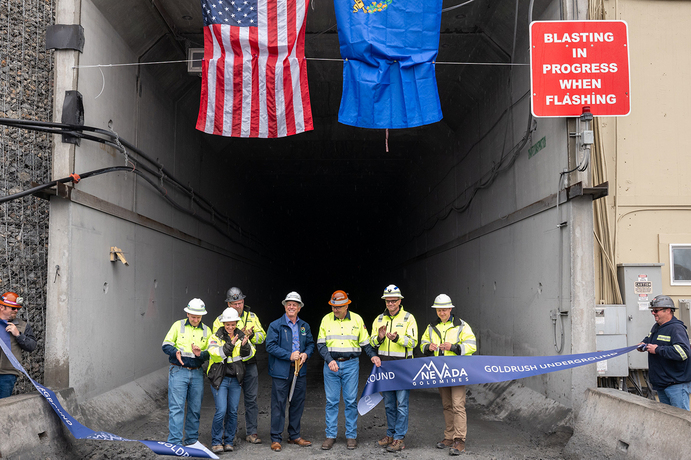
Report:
0,292,23,308
329,290,351,307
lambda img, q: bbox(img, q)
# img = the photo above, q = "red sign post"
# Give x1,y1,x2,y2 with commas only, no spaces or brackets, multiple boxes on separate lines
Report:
530,20,630,117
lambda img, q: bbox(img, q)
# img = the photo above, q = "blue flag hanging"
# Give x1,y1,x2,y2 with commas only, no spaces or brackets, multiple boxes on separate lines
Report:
357,345,639,415
0,339,217,458
333,0,444,129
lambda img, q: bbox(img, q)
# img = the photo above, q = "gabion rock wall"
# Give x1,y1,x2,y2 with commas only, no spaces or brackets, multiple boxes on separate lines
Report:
0,0,55,394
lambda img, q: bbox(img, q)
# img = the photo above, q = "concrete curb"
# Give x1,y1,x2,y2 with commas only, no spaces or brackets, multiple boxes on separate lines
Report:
564,388,691,459
0,388,78,458
0,367,168,458
79,366,168,433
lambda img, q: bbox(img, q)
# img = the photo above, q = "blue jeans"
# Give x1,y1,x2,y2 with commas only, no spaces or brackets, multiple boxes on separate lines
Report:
243,363,259,435
211,376,242,446
382,389,410,440
658,382,691,410
167,365,204,445
270,373,306,443
0,374,18,399
323,358,359,439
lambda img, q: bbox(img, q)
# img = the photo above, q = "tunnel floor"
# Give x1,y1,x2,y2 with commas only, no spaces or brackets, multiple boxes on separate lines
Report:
44,356,570,459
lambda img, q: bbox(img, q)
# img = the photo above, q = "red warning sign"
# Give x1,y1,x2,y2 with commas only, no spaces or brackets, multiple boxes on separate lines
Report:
530,20,630,117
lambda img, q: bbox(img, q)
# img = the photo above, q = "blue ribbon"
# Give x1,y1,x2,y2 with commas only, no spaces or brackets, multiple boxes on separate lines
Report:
0,339,216,458
358,345,638,415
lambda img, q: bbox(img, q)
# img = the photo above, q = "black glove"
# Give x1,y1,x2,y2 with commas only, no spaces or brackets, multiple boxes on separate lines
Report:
223,340,234,356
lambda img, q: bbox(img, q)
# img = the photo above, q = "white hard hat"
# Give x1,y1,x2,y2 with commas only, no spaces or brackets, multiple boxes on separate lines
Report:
184,298,208,315
282,291,304,307
431,294,454,309
381,284,404,299
219,307,241,323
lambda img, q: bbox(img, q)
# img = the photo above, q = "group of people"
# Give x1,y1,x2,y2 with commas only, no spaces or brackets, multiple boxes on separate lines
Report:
161,284,477,455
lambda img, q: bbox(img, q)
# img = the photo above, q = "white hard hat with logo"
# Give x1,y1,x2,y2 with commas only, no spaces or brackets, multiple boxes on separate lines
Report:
431,294,454,309
282,291,304,307
219,307,241,323
184,298,208,315
381,284,404,299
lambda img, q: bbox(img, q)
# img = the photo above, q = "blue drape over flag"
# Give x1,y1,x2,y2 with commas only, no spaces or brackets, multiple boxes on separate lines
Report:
334,0,443,129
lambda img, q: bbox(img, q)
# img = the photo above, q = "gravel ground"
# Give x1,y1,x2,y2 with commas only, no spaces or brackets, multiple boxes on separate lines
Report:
27,355,570,459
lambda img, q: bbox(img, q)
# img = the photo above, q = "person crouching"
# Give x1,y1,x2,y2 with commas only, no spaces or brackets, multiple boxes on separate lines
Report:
207,307,256,453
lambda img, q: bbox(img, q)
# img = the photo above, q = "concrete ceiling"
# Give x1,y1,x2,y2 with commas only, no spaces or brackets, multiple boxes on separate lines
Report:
89,0,553,280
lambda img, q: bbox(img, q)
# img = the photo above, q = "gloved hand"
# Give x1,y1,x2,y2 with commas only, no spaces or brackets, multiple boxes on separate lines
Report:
223,340,234,356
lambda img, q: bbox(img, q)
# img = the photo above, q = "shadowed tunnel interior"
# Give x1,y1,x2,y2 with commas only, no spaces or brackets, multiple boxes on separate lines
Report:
87,0,555,326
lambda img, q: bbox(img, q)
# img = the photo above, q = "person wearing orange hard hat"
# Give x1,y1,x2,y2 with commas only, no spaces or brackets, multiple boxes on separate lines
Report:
0,291,37,398
317,290,380,451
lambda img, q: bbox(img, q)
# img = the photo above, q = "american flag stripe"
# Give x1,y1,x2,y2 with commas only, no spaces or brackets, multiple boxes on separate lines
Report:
196,0,313,138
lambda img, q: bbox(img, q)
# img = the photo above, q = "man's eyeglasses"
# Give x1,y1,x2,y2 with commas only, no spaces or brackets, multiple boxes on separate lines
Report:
2,306,19,311
385,300,399,304
651,308,667,314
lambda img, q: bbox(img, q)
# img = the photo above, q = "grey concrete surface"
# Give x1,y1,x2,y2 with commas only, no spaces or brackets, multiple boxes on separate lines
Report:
564,388,691,460
3,354,574,459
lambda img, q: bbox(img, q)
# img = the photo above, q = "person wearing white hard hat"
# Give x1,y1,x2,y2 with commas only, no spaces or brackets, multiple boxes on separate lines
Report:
207,307,256,453
212,287,266,445
369,284,418,452
420,294,476,455
265,291,315,452
161,298,211,446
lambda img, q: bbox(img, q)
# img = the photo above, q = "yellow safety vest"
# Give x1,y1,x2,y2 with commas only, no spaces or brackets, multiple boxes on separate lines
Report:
420,316,476,356
212,307,266,345
370,306,418,358
317,311,370,354
207,331,256,373
162,319,210,358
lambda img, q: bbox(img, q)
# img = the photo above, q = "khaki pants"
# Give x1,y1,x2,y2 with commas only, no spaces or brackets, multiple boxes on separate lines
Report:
439,385,466,441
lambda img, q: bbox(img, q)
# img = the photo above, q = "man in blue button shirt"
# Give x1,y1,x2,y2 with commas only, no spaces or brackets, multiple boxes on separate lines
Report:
265,291,314,452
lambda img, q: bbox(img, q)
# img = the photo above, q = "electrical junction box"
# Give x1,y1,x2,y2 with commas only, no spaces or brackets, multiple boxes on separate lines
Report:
594,305,629,377
617,263,664,370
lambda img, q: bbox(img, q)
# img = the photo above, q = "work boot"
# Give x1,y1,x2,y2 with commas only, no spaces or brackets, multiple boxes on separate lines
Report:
211,445,224,453
346,438,357,450
449,439,465,455
378,435,394,447
271,441,282,452
386,439,405,452
288,437,312,447
436,438,453,449
224,443,234,452
322,438,336,450
246,433,262,444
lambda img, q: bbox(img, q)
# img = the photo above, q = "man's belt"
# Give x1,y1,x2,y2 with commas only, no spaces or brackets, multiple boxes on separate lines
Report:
171,362,200,370
336,357,354,362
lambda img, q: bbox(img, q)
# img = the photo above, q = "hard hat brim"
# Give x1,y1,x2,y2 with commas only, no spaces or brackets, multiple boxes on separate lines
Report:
381,294,404,299
184,307,208,315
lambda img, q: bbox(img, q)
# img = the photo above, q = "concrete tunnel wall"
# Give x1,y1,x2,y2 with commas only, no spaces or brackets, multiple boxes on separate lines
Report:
45,0,596,409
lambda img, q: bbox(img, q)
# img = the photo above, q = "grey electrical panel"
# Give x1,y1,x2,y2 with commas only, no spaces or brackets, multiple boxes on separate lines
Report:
617,263,664,370
594,305,628,377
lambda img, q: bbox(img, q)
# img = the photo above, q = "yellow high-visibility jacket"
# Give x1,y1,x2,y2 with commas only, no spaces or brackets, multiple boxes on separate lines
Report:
212,306,266,346
420,315,476,357
370,306,418,359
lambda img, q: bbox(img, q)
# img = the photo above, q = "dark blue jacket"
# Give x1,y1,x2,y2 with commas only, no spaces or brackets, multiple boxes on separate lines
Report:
265,315,314,379
642,316,691,390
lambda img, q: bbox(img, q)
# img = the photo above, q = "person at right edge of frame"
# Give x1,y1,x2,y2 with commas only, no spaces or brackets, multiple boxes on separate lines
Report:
638,294,691,410
370,284,417,453
420,294,477,455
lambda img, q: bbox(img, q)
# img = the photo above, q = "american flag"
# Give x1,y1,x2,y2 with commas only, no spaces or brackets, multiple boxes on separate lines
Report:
196,0,313,138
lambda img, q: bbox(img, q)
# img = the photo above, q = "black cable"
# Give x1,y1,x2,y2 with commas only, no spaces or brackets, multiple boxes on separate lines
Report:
0,118,267,256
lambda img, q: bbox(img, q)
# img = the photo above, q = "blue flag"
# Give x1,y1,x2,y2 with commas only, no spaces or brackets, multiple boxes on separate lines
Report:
334,0,443,129
358,345,638,415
